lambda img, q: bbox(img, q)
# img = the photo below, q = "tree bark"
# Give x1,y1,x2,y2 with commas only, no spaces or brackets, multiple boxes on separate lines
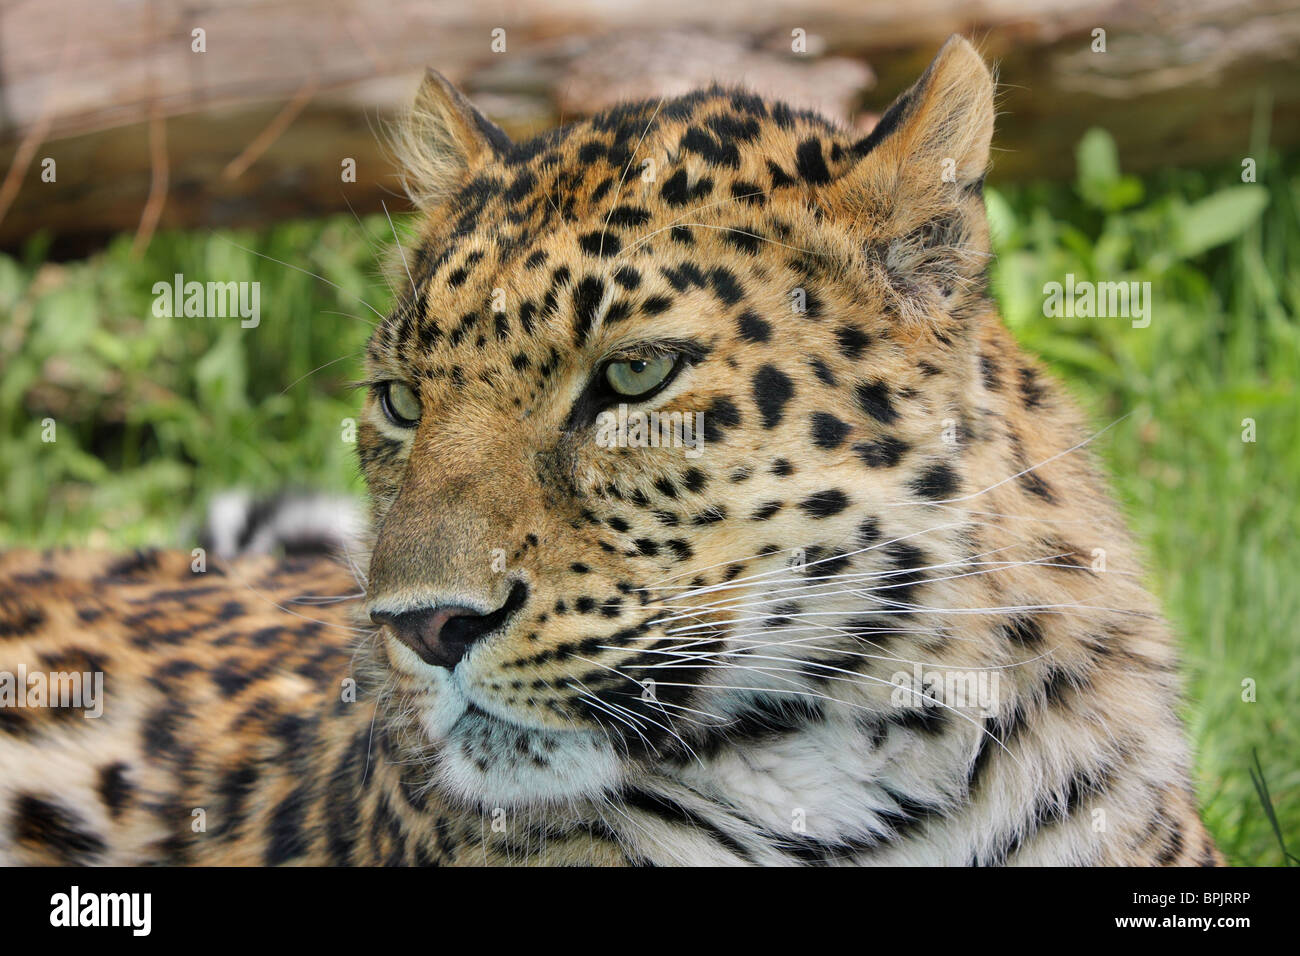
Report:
1,0,1296,253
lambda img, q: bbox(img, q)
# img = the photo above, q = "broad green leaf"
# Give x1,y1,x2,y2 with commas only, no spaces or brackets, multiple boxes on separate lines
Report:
1175,187,1270,258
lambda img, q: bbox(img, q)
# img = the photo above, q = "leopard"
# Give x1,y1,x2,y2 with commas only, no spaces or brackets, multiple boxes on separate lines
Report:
0,36,1222,866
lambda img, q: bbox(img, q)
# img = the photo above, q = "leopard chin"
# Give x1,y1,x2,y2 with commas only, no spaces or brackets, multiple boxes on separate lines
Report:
433,706,623,811
388,641,624,809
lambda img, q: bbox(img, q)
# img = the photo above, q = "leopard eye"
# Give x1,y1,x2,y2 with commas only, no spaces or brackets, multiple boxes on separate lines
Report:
379,380,421,428
604,355,676,398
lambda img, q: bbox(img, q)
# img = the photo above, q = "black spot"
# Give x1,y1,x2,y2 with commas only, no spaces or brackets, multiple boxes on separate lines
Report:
652,477,678,499
856,516,881,545
709,267,744,306
0,596,44,638
682,468,709,494
980,353,1000,390
731,180,765,205
665,539,694,561
834,325,871,359
212,658,256,697
751,501,783,520
855,381,898,424
612,266,641,290
1020,471,1056,504
1156,821,1185,865
810,412,850,449
703,397,741,443
518,300,538,335
590,177,615,206
728,223,767,253
505,170,537,203
690,506,727,525
810,358,837,386
910,463,958,500
572,275,607,344
799,490,849,518
767,159,796,188
1019,365,1047,408
736,310,771,343
795,138,831,184
753,365,794,428
1003,616,1044,647
680,126,741,168
659,169,700,206
96,762,134,820
854,436,909,468
880,542,928,605
706,112,761,144
579,231,619,257
265,785,312,865
102,548,161,580
11,795,105,863
622,788,754,862
608,205,651,228
141,701,192,766
642,295,673,315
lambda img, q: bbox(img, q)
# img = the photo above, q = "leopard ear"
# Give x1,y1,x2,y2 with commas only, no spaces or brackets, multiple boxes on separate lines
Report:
824,35,994,296
395,69,512,210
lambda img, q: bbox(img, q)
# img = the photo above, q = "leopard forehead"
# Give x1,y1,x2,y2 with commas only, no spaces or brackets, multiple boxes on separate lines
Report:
366,83,969,396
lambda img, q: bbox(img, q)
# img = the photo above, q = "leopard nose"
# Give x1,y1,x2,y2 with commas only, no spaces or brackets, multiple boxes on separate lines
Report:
370,580,529,669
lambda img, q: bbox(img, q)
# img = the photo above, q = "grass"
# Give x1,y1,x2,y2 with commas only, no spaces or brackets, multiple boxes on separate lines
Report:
0,132,1295,866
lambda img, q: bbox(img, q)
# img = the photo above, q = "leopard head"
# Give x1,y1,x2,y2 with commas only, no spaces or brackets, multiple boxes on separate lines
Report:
359,36,996,809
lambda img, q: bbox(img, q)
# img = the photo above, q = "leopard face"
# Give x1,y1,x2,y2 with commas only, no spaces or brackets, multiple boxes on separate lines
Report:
358,39,997,809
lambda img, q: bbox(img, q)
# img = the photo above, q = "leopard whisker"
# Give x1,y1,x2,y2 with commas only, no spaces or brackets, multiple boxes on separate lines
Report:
570,656,705,764
879,413,1132,508
640,546,1039,623
643,675,1026,772
212,233,384,324
380,198,416,295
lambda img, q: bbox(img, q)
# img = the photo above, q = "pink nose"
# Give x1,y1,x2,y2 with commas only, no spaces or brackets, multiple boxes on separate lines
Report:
369,581,529,669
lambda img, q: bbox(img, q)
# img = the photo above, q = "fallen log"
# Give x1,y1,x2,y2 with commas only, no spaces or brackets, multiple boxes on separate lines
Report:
1,0,1297,253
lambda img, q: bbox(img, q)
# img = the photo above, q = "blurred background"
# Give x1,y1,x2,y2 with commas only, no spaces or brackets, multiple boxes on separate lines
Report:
0,1,1296,865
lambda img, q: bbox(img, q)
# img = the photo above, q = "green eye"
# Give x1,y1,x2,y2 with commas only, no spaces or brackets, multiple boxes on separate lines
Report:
379,380,421,427
604,355,676,398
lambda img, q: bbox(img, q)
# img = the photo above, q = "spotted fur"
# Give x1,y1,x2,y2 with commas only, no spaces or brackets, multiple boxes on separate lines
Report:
0,37,1220,866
